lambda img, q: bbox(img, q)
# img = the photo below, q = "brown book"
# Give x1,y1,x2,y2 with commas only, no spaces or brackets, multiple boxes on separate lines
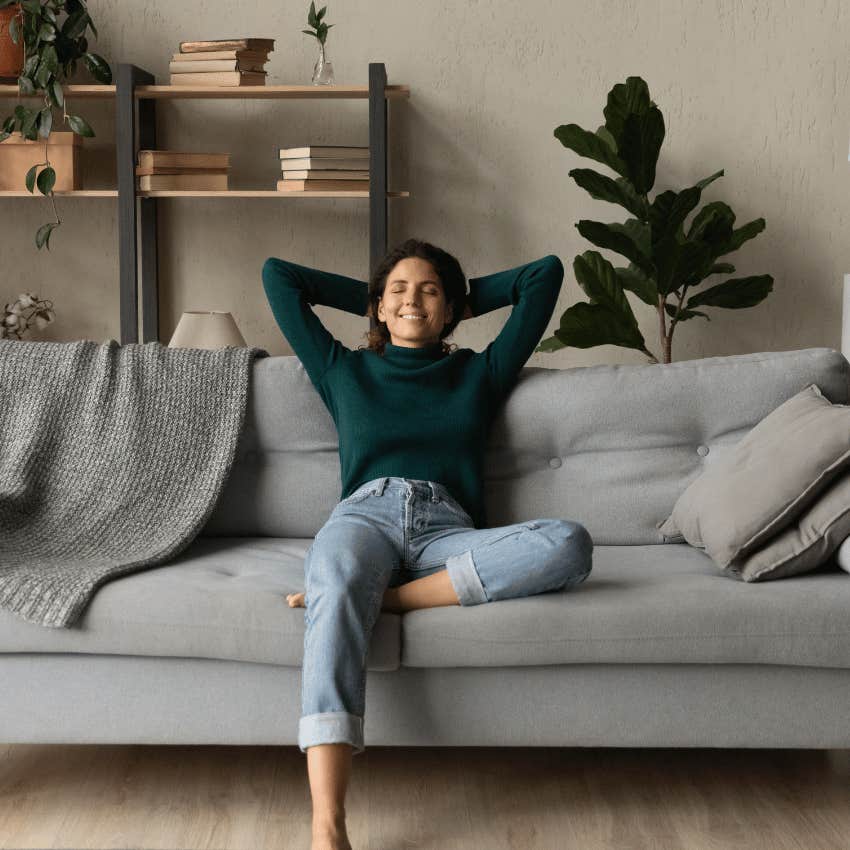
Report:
135,166,230,176
138,150,230,169
279,146,369,159
276,178,370,192
169,71,266,86
139,173,229,190
169,60,267,74
280,169,369,180
179,39,275,53
171,49,269,62
279,157,370,170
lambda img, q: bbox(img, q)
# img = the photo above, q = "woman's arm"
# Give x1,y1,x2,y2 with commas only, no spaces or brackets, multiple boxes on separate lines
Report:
466,255,564,396
261,257,369,388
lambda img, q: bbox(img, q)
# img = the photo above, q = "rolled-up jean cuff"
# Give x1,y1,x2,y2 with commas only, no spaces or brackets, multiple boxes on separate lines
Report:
445,549,488,606
299,711,364,755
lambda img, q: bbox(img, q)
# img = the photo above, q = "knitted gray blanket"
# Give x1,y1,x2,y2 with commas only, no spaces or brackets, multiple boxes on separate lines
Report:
0,338,268,629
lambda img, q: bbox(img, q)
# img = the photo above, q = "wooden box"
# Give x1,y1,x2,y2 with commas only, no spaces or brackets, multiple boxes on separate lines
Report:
0,130,82,190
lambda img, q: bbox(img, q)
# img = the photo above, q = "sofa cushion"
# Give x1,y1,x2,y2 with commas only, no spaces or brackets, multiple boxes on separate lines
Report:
203,348,850,545
658,384,850,568
399,544,849,669
0,537,400,671
724,471,850,582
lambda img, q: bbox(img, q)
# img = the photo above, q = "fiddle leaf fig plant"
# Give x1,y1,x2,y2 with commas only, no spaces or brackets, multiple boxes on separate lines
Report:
0,0,111,250
537,76,773,364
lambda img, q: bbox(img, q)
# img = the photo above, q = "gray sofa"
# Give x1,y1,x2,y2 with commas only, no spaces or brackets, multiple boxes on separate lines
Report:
3,346,850,750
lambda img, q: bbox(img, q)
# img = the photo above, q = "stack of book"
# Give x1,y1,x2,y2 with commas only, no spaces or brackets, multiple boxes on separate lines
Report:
169,38,275,86
136,150,231,191
277,145,370,192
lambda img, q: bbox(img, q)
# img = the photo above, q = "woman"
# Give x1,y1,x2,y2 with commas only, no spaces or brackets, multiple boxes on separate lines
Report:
261,238,593,850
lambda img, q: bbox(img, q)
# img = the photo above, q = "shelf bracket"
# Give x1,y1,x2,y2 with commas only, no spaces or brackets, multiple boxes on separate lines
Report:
116,63,158,345
368,62,388,333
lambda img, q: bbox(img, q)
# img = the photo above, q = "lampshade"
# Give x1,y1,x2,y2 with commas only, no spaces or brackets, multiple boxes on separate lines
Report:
167,311,247,349
843,276,850,360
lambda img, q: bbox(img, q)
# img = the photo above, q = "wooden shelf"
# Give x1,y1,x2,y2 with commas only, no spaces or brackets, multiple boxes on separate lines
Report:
138,189,409,198
0,189,407,198
0,189,117,196
134,84,410,100
0,83,409,100
0,84,116,98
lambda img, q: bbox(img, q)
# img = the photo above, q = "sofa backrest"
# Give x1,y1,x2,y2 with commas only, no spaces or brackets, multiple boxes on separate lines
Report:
202,348,850,544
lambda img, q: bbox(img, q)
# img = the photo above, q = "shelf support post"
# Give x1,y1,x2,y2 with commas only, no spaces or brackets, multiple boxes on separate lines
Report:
368,62,388,332
116,63,158,344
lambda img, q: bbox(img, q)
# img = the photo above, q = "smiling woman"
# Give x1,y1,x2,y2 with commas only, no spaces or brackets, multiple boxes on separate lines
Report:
259,240,582,840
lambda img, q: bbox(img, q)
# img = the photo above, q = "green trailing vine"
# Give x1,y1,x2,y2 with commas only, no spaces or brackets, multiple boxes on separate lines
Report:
0,0,111,249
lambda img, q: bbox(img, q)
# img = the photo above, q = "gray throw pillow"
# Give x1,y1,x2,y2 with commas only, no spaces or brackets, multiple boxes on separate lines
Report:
837,535,850,575
657,384,850,570
722,471,850,581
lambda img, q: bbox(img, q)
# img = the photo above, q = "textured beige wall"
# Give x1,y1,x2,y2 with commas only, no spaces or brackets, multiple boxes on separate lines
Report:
3,0,849,366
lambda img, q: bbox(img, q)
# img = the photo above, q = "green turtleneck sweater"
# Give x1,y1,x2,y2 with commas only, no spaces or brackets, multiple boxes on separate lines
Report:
261,254,564,529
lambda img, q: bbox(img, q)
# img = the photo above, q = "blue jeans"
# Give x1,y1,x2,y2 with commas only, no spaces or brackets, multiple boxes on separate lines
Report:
299,476,593,755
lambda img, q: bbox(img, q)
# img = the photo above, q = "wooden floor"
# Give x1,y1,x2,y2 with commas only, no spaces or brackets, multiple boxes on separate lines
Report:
0,744,848,850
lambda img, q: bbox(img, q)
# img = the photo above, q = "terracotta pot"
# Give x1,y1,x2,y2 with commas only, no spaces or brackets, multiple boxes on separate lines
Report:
0,5,24,83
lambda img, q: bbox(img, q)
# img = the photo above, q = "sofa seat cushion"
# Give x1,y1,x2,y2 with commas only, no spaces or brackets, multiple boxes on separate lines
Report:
0,538,400,671
400,544,850,669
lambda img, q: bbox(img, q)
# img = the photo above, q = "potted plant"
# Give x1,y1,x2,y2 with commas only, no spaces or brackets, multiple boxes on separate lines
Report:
0,0,111,250
538,76,773,364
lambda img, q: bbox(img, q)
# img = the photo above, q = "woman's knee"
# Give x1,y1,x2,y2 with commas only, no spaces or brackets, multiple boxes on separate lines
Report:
544,518,593,582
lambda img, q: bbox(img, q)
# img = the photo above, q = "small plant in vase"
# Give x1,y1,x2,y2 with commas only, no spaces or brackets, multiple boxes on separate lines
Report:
302,1,334,85
0,0,112,250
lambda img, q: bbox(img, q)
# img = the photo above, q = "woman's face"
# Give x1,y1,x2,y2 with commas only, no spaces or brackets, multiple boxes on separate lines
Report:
377,257,453,348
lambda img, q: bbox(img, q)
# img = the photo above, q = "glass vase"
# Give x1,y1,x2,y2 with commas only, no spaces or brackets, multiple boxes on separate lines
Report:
311,42,335,85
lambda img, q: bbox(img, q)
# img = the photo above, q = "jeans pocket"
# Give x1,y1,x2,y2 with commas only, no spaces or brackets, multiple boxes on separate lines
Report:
337,488,374,507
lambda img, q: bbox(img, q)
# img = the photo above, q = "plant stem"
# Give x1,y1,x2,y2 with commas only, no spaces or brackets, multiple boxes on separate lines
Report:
656,294,668,363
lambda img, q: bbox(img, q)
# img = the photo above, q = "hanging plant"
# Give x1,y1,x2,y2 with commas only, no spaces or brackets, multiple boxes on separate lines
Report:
0,0,111,250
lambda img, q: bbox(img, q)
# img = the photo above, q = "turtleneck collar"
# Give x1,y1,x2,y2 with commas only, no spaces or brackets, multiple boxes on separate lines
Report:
383,340,446,361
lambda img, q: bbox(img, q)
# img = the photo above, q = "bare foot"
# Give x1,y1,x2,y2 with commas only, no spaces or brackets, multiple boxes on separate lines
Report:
287,588,402,613
312,815,352,850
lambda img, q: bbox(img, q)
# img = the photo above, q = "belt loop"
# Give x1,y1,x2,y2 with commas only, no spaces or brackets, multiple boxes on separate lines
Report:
376,477,387,496
428,481,438,502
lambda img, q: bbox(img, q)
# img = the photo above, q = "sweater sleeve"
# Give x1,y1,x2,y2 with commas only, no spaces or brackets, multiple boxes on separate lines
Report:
261,257,370,388
467,254,564,396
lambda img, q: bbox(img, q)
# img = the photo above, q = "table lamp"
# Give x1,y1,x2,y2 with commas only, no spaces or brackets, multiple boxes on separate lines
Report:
844,276,850,360
167,311,247,349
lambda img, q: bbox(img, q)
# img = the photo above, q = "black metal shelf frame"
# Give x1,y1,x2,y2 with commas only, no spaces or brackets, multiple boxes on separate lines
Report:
115,62,393,344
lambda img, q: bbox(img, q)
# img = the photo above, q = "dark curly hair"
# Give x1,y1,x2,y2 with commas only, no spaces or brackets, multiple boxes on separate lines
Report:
358,237,468,356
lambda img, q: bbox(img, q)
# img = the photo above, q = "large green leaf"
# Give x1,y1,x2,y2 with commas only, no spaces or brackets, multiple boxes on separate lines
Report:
619,105,665,194
654,235,713,297
551,301,647,352
62,8,89,39
575,219,653,274
665,302,710,322
716,218,766,257
649,170,723,245
67,114,94,137
38,105,52,137
36,164,55,195
686,275,773,309
35,221,58,251
25,164,38,193
554,124,627,178
602,77,651,148
83,52,112,84
573,250,640,329
687,200,734,246
615,264,658,305
569,168,647,218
